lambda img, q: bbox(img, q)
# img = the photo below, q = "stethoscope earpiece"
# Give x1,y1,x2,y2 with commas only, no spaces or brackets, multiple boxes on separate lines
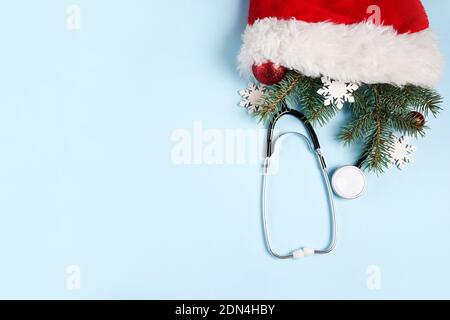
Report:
331,166,366,200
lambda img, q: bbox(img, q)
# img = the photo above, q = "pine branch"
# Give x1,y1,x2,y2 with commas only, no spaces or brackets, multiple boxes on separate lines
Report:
388,112,426,138
343,84,442,172
295,77,336,126
339,112,375,144
378,84,409,113
250,70,442,173
351,85,375,116
403,85,443,117
256,71,302,123
360,124,394,173
359,85,394,173
305,102,339,126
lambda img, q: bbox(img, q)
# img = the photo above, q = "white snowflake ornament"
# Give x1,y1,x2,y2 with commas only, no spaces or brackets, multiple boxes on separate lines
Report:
317,77,359,109
389,134,417,171
239,82,266,113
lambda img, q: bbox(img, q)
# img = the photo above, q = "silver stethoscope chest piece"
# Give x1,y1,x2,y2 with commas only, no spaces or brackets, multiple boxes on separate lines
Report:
331,166,366,200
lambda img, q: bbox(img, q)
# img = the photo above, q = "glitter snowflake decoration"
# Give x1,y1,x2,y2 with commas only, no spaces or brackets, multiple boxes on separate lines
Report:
238,82,266,113
389,134,417,170
317,77,359,110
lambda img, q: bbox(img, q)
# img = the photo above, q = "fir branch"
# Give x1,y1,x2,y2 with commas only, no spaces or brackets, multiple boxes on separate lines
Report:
388,112,426,138
256,71,302,122
370,86,384,169
378,84,409,113
341,83,442,172
295,77,335,126
360,124,394,173
359,85,394,173
305,102,339,126
339,112,375,144
350,85,375,116
403,85,443,117
250,70,443,173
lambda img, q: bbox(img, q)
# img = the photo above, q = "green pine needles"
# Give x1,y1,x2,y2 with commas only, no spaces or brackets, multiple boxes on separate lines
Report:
256,72,303,122
256,71,443,173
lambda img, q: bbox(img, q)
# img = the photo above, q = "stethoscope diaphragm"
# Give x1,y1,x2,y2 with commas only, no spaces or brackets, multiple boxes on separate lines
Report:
331,166,366,200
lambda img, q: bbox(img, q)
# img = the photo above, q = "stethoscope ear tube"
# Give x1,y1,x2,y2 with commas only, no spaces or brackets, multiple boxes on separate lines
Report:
266,109,321,157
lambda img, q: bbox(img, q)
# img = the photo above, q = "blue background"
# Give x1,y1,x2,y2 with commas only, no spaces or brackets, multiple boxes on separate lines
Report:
0,0,449,299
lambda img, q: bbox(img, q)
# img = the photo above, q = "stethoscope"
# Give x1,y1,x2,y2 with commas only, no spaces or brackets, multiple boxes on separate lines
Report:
261,103,366,259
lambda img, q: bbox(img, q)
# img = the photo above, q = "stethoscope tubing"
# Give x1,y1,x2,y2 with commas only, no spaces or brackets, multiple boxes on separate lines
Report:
261,107,338,259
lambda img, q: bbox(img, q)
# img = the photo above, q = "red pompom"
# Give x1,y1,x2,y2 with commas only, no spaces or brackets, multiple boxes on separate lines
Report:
409,111,426,127
252,62,286,85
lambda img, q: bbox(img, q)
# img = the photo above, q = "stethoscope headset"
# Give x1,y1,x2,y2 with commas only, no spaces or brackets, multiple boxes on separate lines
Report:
262,102,366,259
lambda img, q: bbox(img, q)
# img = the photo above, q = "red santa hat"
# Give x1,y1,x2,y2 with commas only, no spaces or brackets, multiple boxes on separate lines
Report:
238,0,442,87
